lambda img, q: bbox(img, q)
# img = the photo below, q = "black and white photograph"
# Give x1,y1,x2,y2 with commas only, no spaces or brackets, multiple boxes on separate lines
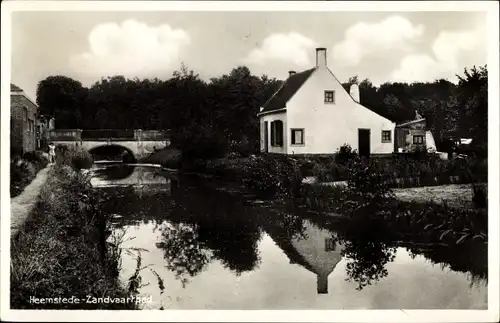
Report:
1,1,499,322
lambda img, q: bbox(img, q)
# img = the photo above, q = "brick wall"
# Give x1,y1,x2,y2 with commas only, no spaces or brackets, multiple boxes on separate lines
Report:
11,94,38,154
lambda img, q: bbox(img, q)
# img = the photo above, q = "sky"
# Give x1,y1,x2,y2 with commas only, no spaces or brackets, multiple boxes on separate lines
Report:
10,10,488,100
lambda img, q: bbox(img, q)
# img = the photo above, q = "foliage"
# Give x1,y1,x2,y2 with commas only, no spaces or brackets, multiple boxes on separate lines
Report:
36,76,87,128
345,159,395,206
56,145,93,170
10,164,136,309
334,144,359,166
36,65,281,163
307,153,487,188
240,156,302,198
10,151,49,197
37,63,486,165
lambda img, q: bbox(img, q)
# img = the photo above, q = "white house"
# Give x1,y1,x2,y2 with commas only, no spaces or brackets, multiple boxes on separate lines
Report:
257,47,396,157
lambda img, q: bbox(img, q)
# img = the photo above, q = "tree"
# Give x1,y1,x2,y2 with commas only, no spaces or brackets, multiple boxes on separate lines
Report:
36,76,87,128
456,65,488,144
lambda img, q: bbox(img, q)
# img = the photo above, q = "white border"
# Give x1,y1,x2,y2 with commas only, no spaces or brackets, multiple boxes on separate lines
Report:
1,1,499,322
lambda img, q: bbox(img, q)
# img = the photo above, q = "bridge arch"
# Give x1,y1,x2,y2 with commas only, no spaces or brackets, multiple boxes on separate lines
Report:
87,143,137,163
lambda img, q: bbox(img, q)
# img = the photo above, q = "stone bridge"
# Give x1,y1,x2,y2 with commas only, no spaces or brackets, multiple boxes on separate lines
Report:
48,129,171,160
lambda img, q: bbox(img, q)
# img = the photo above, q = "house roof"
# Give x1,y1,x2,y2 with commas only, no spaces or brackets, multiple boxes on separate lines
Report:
395,118,426,128
259,68,316,114
257,65,419,124
11,83,23,92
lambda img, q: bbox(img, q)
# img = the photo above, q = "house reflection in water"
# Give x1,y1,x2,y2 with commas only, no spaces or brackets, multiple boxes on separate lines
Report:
266,219,343,294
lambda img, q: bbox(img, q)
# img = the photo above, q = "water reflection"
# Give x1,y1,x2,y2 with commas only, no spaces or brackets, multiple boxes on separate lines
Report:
264,216,343,294
156,223,213,287
93,165,488,309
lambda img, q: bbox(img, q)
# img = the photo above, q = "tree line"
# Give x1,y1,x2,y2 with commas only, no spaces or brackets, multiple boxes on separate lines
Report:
36,64,487,159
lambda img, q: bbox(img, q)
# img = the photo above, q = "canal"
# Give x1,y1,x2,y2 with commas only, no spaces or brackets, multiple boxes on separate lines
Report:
90,163,487,310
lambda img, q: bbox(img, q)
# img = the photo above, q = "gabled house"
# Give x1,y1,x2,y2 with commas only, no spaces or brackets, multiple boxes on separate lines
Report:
11,84,39,154
257,47,396,157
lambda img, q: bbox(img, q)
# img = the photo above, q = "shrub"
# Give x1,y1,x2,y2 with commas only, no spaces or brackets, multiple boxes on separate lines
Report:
57,146,93,170
22,151,49,170
472,184,487,209
241,156,302,198
334,144,359,166
344,159,395,212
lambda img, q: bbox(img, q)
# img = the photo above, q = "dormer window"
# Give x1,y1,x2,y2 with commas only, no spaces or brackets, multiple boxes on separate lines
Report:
324,90,335,104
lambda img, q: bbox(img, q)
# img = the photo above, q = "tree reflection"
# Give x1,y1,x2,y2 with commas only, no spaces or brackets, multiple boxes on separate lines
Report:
340,238,397,290
197,224,262,275
165,181,264,276
157,222,212,287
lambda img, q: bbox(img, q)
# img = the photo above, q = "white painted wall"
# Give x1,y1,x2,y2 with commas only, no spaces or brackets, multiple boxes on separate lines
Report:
285,67,395,155
259,112,287,154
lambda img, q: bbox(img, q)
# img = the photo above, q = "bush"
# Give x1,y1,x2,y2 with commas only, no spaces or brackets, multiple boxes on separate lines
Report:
472,184,487,209
10,151,49,198
241,156,302,198
56,145,93,170
344,160,395,214
22,151,49,170
334,144,359,166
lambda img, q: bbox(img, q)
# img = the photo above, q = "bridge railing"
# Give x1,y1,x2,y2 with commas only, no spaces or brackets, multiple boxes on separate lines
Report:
82,129,135,140
49,129,82,141
48,129,171,141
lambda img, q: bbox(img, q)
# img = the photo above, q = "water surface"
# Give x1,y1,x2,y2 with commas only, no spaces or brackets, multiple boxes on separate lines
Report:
91,164,488,310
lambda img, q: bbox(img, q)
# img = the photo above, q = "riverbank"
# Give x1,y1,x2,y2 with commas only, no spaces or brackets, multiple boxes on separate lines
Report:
191,154,487,247
10,151,137,309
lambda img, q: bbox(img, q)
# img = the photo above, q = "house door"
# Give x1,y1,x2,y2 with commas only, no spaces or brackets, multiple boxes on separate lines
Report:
264,121,269,153
358,129,371,157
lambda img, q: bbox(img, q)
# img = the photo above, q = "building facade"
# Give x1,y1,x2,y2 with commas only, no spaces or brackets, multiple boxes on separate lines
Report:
258,48,396,157
11,84,38,154
394,116,437,153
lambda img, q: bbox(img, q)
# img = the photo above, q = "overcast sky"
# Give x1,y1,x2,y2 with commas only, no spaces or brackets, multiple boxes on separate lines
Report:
11,10,488,100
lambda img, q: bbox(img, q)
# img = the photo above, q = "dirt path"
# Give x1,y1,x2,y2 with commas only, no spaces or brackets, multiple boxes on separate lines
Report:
11,165,51,236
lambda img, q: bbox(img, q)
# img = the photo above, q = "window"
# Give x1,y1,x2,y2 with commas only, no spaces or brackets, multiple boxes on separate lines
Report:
413,135,424,144
324,90,335,103
291,128,304,145
270,120,284,147
23,107,28,122
325,238,337,251
381,130,392,143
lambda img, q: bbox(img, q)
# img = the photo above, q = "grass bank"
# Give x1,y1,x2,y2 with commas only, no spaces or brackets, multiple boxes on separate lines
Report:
10,151,49,198
10,147,138,309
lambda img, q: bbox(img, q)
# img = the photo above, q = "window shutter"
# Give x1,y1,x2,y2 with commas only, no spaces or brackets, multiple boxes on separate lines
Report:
277,121,283,146
270,122,276,146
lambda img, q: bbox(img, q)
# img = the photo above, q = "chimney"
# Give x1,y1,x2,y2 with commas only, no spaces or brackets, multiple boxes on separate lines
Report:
317,273,329,294
350,84,360,103
315,47,327,68
288,70,296,77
